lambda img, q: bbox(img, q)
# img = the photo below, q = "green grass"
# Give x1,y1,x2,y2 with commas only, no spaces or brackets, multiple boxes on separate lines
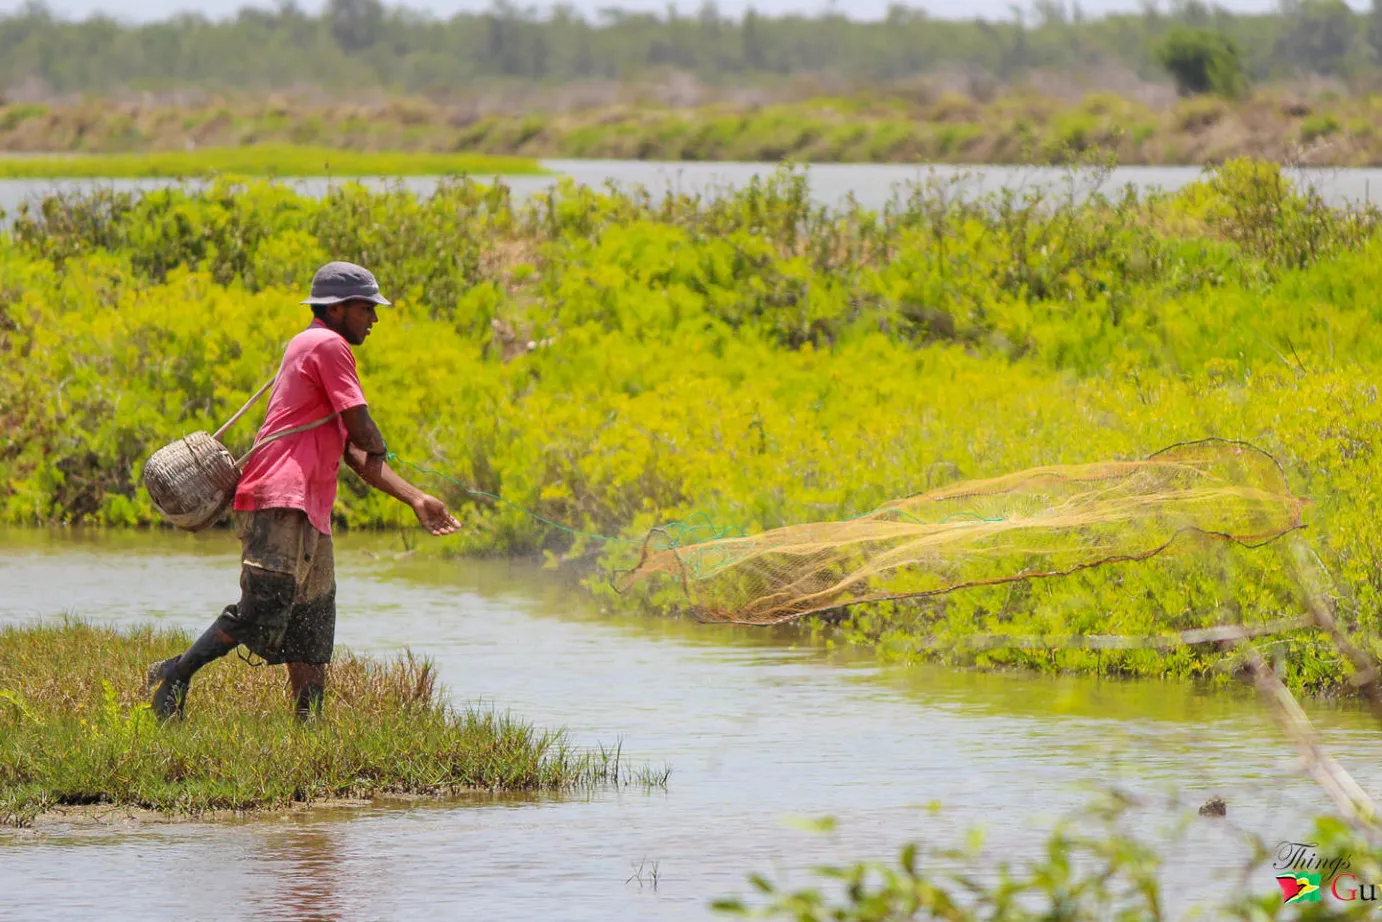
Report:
0,620,664,826
0,145,547,178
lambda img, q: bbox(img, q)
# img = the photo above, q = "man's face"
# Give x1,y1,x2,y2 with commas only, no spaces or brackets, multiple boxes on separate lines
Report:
330,299,378,346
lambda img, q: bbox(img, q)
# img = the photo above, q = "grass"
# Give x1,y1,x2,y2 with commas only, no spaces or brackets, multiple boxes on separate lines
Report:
0,619,665,826
0,145,547,178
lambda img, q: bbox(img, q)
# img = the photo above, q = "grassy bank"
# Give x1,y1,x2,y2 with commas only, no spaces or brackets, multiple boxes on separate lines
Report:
4,161,1382,686
0,145,544,178
2,91,1382,165
0,620,658,826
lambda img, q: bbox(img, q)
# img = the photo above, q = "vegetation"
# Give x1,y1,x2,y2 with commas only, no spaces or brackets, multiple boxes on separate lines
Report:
713,808,1382,920
2,0,1382,95
1156,26,1248,99
5,159,1382,686
0,146,544,178
10,90,1382,166
0,620,660,826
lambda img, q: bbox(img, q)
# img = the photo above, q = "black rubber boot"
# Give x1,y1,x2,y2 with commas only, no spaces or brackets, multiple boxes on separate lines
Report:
146,656,190,722
147,610,239,721
294,683,325,723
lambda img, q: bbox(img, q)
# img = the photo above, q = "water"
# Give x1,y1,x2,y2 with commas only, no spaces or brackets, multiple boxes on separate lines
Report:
1,158,1381,221
2,527,1380,919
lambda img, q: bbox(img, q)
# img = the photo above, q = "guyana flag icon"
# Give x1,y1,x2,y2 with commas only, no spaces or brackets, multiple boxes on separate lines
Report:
1277,873,1322,904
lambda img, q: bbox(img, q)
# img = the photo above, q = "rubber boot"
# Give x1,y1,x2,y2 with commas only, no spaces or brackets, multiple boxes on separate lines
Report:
294,683,325,723
147,608,240,721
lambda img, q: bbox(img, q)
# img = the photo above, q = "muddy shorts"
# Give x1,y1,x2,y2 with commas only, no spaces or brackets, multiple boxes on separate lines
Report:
221,508,337,666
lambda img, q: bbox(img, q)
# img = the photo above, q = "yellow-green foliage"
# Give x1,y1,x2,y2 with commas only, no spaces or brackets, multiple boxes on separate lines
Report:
0,145,544,178
4,160,1382,686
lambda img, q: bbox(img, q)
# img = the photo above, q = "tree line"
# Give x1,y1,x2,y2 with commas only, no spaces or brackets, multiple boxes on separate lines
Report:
1,0,1380,97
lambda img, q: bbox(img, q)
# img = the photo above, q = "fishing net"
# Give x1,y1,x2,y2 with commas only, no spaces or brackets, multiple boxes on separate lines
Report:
614,439,1307,625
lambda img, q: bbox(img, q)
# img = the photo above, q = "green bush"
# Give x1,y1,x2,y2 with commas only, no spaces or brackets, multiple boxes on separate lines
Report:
1156,27,1249,99
1302,112,1343,142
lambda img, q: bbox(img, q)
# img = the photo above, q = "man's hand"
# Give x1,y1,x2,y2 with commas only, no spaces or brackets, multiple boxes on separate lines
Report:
412,493,461,536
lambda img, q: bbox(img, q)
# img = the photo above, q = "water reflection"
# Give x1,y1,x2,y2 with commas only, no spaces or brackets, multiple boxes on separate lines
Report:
261,818,346,922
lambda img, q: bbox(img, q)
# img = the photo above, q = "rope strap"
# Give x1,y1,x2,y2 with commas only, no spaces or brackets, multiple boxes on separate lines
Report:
213,375,276,442
213,371,339,471
235,414,339,471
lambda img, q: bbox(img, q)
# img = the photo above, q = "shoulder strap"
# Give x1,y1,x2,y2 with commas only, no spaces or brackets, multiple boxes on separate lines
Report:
233,413,340,471
214,372,343,472
213,374,277,442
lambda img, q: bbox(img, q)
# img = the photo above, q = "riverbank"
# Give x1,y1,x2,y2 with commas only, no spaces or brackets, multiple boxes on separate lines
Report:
0,146,544,178
2,160,1380,687
0,620,656,827
2,91,1381,165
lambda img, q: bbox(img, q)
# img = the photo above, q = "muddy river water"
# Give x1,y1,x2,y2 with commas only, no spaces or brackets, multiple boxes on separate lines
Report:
2,526,1380,920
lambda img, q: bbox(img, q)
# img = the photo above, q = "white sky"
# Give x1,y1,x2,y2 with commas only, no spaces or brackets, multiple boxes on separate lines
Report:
0,0,1305,24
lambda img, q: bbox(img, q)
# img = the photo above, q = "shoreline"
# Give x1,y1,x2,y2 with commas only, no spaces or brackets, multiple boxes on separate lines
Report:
3,789,575,833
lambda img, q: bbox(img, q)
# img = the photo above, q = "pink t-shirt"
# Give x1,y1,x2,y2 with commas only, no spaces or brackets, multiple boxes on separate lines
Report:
234,319,367,535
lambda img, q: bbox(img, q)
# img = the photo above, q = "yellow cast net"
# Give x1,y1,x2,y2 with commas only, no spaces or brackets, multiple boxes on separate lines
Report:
613,439,1307,625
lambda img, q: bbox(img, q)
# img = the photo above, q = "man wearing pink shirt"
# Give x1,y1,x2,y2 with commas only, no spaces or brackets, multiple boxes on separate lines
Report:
148,261,459,721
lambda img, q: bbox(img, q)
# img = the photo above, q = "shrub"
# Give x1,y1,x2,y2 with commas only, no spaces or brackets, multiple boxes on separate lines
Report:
1156,27,1248,99
1302,112,1343,142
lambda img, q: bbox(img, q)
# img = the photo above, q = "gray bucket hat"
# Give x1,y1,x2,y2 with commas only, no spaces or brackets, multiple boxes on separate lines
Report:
301,261,392,306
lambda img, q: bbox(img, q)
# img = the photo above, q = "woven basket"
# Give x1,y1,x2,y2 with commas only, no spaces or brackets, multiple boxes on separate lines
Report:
142,374,339,532
142,431,242,532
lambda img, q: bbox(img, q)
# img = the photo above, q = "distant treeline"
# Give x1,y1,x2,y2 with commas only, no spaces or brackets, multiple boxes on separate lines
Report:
3,0,1382,96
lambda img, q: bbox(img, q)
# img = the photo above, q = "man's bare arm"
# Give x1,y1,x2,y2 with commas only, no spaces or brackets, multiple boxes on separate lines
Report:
343,442,420,503
340,404,387,456
340,406,460,536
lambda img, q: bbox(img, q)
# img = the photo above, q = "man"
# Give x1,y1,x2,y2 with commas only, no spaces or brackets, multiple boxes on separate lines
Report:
147,261,460,722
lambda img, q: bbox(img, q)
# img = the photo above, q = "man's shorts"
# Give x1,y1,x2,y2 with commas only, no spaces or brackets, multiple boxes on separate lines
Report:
222,508,337,666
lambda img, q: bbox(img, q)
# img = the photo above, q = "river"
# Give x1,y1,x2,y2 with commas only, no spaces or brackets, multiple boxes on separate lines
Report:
2,527,1379,920
3,158,1382,221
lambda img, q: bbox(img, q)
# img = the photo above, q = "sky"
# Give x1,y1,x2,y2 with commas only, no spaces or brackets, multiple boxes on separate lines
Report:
0,0,1306,24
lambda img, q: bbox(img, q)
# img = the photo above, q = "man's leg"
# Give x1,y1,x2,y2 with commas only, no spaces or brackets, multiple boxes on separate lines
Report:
288,662,327,720
146,609,240,721
147,510,303,721
279,527,336,722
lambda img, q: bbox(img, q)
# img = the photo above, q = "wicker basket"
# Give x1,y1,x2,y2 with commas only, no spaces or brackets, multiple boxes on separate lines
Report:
142,431,243,532
142,374,339,532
